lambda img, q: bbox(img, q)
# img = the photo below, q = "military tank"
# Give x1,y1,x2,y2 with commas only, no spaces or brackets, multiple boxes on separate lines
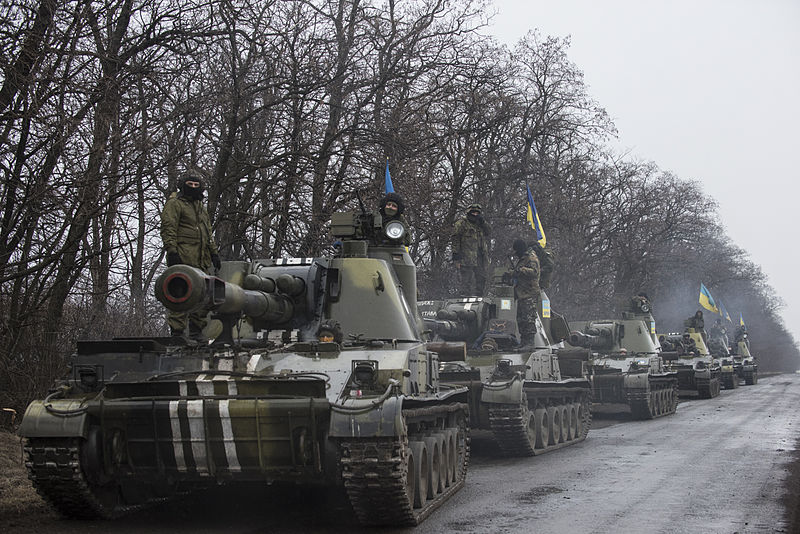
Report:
419,273,591,457
731,327,758,385
564,302,678,420
17,210,470,526
659,329,721,398
707,323,737,389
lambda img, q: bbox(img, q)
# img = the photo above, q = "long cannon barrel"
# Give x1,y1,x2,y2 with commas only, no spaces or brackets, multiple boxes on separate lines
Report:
423,317,473,341
568,329,614,350
155,265,296,323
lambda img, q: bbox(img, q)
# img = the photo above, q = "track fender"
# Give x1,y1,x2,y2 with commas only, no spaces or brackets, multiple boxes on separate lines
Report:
17,400,88,438
329,396,404,438
623,373,649,390
480,377,524,405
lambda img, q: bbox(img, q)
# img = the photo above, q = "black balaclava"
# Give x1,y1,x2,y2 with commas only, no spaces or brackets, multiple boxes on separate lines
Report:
379,192,405,220
180,173,204,201
512,239,527,256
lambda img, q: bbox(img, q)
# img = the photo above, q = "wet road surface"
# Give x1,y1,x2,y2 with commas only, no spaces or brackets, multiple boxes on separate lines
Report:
8,374,798,534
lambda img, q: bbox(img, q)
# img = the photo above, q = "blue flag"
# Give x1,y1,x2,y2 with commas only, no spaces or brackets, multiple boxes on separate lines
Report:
526,184,546,247
699,283,719,314
385,161,394,193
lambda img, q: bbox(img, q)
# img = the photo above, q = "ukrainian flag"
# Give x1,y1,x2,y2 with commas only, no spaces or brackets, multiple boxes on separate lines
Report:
526,184,546,247
385,160,394,194
699,283,720,314
718,299,732,322
739,313,746,328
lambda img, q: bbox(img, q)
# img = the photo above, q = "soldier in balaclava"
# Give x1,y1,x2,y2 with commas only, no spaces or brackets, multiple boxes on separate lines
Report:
160,171,220,343
377,192,412,246
451,203,491,296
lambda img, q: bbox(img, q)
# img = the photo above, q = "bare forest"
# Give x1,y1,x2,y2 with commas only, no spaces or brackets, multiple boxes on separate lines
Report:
1,0,797,416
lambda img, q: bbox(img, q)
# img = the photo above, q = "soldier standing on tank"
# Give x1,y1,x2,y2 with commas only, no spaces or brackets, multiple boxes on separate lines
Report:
377,192,412,246
160,171,221,343
451,203,491,296
512,239,540,347
530,241,554,289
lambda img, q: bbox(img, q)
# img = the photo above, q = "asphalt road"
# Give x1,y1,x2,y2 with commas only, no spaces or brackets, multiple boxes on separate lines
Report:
8,374,798,534
420,373,799,534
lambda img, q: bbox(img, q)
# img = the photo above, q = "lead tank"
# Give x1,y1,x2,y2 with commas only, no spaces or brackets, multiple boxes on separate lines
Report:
659,328,721,398
419,272,591,456
564,304,678,419
18,210,470,526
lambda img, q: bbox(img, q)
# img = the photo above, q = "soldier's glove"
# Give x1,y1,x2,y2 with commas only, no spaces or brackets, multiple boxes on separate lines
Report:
211,253,221,273
166,251,182,266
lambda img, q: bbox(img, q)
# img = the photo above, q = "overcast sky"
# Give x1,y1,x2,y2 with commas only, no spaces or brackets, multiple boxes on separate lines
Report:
487,0,800,345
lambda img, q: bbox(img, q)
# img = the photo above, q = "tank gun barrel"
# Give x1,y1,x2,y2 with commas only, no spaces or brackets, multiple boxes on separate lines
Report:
568,329,614,350
423,317,473,341
155,265,296,323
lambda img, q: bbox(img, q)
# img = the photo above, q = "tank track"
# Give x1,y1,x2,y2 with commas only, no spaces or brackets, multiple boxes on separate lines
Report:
744,370,758,385
628,379,678,420
24,438,126,519
487,390,591,456
24,437,180,519
697,376,721,398
721,373,739,389
340,403,469,526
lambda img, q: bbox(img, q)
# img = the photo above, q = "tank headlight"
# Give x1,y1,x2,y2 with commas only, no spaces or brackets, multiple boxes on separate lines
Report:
384,220,406,241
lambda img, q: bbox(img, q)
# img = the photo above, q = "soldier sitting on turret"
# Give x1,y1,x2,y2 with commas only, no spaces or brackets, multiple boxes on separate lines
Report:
685,310,708,343
629,292,651,314
374,192,412,246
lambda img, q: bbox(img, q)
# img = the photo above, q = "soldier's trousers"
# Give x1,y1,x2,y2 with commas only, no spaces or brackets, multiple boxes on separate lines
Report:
458,265,487,296
168,309,207,334
517,296,538,343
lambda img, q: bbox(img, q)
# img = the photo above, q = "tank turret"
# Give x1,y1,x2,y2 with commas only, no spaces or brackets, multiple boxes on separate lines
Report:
420,270,592,457
565,315,677,420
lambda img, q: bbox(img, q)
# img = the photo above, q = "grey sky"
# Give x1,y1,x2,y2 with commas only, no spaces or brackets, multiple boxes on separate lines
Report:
488,0,800,346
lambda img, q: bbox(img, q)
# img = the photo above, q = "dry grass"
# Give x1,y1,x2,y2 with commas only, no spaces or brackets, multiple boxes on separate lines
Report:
0,430,57,526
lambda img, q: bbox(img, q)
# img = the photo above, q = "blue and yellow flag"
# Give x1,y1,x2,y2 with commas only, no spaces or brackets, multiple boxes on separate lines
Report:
699,283,720,314
384,160,394,194
739,313,746,328
526,184,546,247
718,299,732,322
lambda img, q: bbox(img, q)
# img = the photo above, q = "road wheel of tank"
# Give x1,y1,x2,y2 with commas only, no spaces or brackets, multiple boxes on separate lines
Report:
569,404,579,440
533,408,549,450
431,433,449,490
408,441,428,508
560,405,572,441
444,429,458,485
422,436,442,498
548,407,561,445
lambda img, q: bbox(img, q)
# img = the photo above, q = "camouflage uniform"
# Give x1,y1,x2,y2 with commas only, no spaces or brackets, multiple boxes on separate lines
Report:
160,190,219,334
451,206,491,295
514,247,541,345
531,242,555,289
376,193,412,246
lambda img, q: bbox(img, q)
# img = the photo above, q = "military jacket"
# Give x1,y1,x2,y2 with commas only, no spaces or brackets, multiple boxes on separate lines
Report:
160,192,218,269
452,217,490,267
513,248,540,299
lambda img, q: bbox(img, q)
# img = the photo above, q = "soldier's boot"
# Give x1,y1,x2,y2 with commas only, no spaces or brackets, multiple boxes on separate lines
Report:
188,324,208,345
169,327,189,345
